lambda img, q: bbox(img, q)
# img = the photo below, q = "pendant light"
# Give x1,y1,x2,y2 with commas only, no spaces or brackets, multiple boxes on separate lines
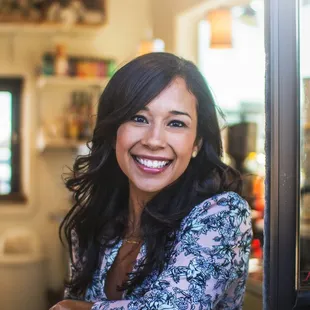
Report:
207,8,233,49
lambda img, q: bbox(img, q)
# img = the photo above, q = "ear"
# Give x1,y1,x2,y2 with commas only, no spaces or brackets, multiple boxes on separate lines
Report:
192,139,202,158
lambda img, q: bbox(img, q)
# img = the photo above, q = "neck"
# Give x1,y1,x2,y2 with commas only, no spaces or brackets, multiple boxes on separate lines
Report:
127,183,156,236
127,192,144,236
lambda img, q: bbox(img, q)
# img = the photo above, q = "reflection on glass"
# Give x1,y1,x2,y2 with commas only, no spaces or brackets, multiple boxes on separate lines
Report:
0,91,12,195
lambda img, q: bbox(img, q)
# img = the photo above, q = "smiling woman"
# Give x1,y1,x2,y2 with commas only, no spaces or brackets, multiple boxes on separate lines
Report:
115,77,199,200
51,53,252,310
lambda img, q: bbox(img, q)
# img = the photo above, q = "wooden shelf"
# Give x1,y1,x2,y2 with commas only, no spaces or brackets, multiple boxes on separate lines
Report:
37,138,88,153
37,75,109,88
36,130,89,153
0,22,104,35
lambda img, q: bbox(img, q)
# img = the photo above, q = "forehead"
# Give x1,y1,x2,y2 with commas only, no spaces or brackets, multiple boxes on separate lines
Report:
146,77,197,114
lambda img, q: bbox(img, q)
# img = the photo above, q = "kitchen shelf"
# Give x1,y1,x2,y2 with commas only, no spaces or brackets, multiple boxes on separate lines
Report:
36,130,89,153
37,75,109,88
37,139,88,153
0,22,104,35
35,75,105,154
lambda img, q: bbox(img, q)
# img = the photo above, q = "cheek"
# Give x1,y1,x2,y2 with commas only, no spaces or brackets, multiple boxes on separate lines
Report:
115,125,140,172
115,125,133,151
172,134,196,158
115,127,126,152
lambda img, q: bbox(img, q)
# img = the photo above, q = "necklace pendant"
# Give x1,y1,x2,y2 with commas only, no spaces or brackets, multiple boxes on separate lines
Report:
124,238,140,245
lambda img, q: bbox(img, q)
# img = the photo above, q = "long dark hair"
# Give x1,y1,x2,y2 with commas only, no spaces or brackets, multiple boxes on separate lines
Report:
60,52,242,297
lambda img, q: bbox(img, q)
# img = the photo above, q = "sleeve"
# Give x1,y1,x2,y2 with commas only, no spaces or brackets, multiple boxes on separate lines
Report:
91,192,253,310
64,229,84,300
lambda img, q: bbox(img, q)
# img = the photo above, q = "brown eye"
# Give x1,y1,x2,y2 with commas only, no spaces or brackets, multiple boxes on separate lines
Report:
131,115,148,123
168,120,186,128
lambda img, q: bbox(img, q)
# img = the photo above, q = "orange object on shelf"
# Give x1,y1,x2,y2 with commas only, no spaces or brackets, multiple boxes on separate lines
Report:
253,175,265,211
137,39,165,56
251,238,263,259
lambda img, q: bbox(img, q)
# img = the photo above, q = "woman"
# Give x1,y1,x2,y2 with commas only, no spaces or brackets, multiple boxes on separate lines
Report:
51,52,252,310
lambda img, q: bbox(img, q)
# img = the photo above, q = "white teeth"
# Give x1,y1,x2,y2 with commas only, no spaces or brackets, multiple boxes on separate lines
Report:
135,157,169,168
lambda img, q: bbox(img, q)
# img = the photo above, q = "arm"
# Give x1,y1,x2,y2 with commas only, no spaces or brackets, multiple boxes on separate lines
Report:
91,192,253,310
63,229,83,301
50,230,95,310
50,300,94,310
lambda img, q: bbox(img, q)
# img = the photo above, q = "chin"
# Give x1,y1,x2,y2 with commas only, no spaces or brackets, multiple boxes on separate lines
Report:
133,180,171,196
137,185,164,195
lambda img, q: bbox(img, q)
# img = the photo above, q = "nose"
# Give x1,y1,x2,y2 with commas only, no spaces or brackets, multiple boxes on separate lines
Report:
141,123,166,150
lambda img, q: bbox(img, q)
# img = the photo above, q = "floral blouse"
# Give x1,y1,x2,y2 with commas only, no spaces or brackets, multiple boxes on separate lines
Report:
65,191,253,310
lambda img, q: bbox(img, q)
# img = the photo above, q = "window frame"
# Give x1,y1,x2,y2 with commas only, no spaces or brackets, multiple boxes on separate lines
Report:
0,77,26,203
265,0,302,308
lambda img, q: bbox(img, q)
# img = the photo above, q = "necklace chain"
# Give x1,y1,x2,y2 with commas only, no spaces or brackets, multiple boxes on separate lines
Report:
124,238,140,244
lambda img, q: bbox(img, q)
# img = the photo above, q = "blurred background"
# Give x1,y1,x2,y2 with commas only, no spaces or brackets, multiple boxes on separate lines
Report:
0,0,266,309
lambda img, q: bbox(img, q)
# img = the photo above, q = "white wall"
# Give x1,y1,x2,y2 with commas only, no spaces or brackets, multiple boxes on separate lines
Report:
0,0,151,291
151,0,206,55
151,0,251,63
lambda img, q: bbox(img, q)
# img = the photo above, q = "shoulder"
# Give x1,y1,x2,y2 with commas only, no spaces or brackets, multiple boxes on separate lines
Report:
180,191,251,235
188,191,249,218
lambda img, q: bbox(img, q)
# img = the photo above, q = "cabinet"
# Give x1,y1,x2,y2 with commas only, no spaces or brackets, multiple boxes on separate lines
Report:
36,75,109,153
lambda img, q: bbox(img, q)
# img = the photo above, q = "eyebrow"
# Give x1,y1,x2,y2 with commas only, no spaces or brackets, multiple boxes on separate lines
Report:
169,110,192,120
142,107,192,120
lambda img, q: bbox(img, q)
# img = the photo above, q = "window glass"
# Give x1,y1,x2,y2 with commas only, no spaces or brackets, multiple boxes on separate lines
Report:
198,2,265,307
0,91,12,195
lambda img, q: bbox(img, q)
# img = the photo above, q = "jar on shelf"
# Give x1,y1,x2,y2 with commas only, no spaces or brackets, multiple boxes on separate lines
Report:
41,53,55,76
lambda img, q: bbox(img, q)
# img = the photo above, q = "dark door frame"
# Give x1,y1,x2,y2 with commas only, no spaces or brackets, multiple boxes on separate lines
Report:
265,0,303,308
0,78,24,201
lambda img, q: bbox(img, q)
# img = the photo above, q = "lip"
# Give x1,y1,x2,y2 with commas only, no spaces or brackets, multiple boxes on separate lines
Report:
132,154,173,161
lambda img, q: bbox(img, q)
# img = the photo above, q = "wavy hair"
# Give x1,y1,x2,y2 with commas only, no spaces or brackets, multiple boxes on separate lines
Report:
60,52,242,297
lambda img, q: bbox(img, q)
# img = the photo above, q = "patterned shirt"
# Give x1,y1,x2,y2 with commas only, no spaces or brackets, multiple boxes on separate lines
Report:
65,191,253,310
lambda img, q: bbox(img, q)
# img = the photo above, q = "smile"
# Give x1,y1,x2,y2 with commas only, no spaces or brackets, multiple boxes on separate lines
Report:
132,155,172,173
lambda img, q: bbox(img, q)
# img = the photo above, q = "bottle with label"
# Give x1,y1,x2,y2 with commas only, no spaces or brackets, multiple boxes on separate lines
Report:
55,44,68,76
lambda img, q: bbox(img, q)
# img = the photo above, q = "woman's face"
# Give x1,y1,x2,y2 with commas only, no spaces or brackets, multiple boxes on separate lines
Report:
115,77,200,200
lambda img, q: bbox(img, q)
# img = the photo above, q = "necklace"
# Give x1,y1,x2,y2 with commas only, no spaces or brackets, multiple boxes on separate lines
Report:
124,238,140,245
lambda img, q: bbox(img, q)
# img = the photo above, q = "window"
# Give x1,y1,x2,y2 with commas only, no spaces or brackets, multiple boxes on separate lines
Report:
198,4,265,308
0,78,24,202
